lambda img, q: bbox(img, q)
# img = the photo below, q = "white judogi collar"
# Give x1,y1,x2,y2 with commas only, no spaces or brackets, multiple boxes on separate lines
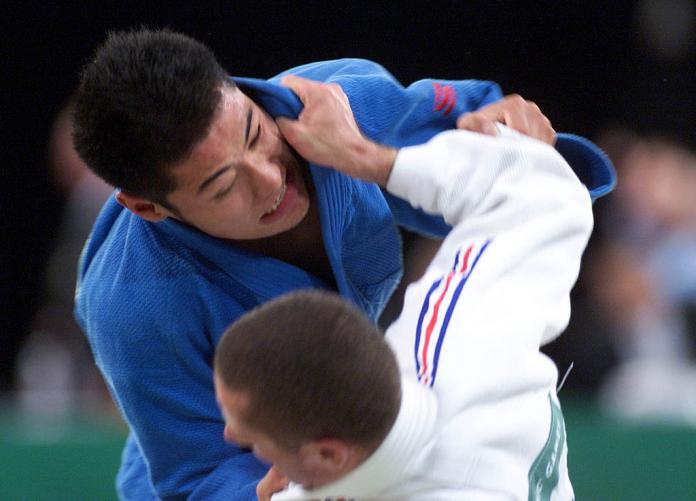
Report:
272,377,438,501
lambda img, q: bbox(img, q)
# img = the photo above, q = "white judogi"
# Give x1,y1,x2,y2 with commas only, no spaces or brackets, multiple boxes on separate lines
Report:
274,127,593,500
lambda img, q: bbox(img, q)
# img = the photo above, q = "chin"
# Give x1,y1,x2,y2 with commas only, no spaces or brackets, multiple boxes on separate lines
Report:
268,203,310,238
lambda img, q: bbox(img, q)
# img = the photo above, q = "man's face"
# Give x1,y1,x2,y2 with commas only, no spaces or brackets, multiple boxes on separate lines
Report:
164,85,310,240
214,373,317,486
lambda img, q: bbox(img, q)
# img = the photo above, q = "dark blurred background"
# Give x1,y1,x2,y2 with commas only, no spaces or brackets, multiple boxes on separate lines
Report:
2,1,696,499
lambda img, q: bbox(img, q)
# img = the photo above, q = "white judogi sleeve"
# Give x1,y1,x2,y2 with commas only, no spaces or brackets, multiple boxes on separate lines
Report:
274,127,592,500
384,127,592,500
386,125,593,354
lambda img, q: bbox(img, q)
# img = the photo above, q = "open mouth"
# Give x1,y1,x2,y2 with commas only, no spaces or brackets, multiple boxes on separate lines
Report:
259,156,306,225
264,180,287,216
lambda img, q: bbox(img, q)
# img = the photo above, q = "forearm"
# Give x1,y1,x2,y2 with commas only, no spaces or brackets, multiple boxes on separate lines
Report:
385,127,591,230
386,127,594,351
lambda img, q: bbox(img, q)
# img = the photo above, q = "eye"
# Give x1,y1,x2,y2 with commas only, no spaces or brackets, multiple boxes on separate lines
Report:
249,123,261,149
213,179,236,200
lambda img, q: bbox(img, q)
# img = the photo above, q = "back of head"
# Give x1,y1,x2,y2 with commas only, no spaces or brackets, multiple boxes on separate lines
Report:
72,28,230,206
215,290,401,451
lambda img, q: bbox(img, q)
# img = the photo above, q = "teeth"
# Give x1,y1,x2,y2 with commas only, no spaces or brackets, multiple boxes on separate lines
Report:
265,182,286,215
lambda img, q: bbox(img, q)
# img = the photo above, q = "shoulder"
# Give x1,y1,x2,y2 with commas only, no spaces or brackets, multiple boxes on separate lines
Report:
79,213,201,298
272,58,392,82
76,214,249,365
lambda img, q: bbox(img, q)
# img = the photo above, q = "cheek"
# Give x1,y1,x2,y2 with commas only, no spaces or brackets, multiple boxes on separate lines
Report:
264,123,288,154
253,442,289,467
203,194,253,227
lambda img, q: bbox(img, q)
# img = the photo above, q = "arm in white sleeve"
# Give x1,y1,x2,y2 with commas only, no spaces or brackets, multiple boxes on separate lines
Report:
380,127,591,500
385,127,593,356
387,127,592,234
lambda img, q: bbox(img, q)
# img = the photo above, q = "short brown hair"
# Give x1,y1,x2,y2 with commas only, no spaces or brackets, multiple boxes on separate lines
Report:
214,290,401,450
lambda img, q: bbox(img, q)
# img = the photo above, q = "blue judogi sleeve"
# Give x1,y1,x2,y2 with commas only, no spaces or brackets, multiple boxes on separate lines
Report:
76,202,273,500
256,58,504,238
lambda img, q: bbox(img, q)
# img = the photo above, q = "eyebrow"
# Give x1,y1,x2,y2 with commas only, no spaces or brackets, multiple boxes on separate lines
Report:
198,105,254,195
198,165,231,194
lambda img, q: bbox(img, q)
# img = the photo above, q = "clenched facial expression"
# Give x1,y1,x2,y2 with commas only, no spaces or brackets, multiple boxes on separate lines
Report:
165,85,310,240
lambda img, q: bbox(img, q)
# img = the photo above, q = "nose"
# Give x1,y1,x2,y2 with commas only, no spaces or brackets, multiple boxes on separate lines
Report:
246,159,282,199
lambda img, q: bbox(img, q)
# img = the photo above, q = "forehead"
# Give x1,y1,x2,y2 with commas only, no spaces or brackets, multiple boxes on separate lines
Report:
199,86,248,157
218,84,249,127
170,86,252,185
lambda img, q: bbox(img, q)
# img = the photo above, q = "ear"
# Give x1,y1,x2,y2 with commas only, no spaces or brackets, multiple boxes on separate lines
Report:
299,438,353,479
115,191,170,222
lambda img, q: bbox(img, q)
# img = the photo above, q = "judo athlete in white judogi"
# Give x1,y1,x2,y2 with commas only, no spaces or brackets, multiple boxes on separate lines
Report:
214,77,595,501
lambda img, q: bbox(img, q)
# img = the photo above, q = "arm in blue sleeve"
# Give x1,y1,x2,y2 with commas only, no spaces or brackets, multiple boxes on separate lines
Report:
268,58,502,237
343,69,502,238
288,59,503,237
188,453,267,501
82,283,268,500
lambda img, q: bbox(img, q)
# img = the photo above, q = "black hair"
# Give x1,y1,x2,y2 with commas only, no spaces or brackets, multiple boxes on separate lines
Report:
72,28,233,208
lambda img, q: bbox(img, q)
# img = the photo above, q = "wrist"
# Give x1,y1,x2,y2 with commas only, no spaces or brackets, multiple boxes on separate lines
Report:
352,140,397,186
374,143,398,187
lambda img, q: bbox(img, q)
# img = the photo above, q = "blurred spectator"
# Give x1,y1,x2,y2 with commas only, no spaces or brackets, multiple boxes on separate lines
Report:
635,0,695,62
587,129,696,423
16,98,114,416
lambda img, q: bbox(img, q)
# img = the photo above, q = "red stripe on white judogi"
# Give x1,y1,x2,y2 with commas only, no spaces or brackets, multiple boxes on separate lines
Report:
417,240,484,385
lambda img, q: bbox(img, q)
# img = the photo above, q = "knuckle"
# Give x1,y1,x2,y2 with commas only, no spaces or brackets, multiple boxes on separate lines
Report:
461,114,482,126
456,113,471,124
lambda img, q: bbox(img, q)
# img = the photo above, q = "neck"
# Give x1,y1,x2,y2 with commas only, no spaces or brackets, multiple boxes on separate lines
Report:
235,174,336,289
284,380,437,499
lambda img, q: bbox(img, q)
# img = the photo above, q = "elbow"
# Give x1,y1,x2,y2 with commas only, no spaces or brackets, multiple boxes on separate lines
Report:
536,145,595,242
578,189,595,240
551,150,596,243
